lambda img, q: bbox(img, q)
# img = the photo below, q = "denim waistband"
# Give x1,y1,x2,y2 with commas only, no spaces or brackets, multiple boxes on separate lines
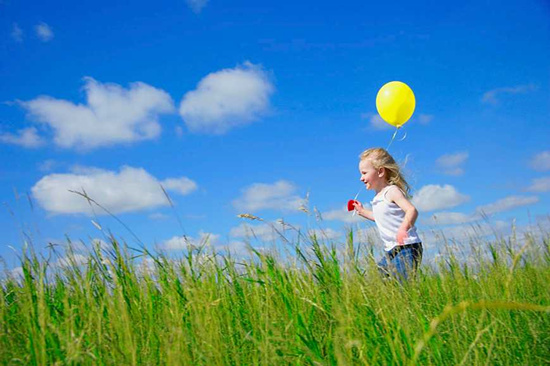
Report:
387,242,422,260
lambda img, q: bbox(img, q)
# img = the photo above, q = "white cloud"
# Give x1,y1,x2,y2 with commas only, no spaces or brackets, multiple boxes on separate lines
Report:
408,217,548,264
179,62,274,134
163,231,220,250
481,84,536,105
530,151,550,172
11,23,23,42
353,227,379,245
230,222,284,242
362,112,432,129
136,256,157,276
10,267,24,279
31,166,197,215
186,0,208,13
20,77,175,150
35,22,54,42
426,211,478,226
161,177,198,195
420,220,510,250
526,177,550,193
149,212,170,220
308,228,342,241
425,193,542,226
163,236,188,250
38,159,58,172
435,151,468,176
0,127,44,148
220,241,250,255
362,112,393,130
232,180,305,213
476,195,539,215
230,220,302,248
417,114,433,125
91,238,111,250
323,206,363,224
54,254,88,268
412,184,470,212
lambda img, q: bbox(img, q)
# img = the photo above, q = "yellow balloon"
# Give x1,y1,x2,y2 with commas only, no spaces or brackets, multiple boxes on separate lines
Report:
376,81,416,127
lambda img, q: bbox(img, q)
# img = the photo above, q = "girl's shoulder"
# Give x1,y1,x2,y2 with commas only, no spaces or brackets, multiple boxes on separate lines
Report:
384,185,407,202
372,185,392,201
372,185,396,204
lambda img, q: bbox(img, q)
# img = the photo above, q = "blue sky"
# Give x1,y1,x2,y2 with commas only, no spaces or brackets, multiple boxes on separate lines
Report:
1,0,550,268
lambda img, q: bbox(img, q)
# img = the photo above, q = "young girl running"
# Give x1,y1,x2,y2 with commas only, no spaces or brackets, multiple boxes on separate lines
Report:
353,147,423,281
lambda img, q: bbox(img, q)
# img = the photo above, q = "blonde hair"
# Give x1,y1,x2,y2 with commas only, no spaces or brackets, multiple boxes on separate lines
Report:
359,147,411,196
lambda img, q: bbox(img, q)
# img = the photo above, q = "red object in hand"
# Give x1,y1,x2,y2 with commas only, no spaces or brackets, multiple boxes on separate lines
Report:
347,199,358,211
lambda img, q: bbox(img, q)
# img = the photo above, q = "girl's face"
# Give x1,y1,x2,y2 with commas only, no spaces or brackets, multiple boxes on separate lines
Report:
359,159,386,192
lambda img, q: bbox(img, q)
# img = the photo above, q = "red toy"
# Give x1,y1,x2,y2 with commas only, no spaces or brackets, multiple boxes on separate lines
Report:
347,199,358,211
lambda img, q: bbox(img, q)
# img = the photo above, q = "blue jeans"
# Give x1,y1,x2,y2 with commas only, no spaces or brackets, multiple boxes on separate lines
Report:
377,243,423,282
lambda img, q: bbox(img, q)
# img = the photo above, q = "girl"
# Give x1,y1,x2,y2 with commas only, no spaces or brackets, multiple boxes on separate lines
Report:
353,147,423,281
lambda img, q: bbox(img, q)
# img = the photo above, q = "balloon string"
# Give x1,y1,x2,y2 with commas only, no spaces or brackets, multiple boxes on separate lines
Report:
386,127,399,150
386,126,407,150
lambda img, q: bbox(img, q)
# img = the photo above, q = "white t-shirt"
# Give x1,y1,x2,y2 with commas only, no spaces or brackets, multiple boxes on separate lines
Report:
371,185,421,252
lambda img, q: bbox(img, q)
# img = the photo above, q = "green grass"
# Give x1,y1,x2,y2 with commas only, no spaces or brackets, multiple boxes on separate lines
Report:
1,230,549,365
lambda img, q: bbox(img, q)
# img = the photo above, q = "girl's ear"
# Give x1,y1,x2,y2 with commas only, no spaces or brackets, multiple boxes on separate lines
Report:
378,167,385,178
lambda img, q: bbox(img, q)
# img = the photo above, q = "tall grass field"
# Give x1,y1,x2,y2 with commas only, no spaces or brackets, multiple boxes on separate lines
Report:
1,227,549,365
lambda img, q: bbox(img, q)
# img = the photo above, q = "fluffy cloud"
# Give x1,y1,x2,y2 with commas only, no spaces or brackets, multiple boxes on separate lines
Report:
435,151,469,176
186,0,208,13
417,114,433,125
426,194,540,226
354,226,380,245
90,238,111,250
10,267,24,279
38,159,58,172
221,241,251,255
31,166,197,215
362,112,433,129
412,184,470,212
420,220,510,251
230,222,288,242
476,195,539,215
481,84,536,105
54,254,88,268
526,177,550,193
11,23,23,42
161,177,198,195
308,228,342,241
530,151,550,172
0,127,44,148
149,212,170,220
362,112,393,130
179,62,274,134
163,231,220,250
19,77,174,150
426,212,478,226
322,206,363,224
35,22,54,42
232,180,305,213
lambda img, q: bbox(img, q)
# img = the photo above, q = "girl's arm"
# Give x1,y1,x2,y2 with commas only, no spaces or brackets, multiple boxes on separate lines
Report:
353,201,375,221
387,187,418,244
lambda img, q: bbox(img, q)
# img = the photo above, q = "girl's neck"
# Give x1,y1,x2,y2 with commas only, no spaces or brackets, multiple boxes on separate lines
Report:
374,181,390,195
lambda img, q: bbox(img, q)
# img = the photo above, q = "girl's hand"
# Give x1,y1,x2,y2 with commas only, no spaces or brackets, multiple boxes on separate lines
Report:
352,201,375,221
397,227,409,245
